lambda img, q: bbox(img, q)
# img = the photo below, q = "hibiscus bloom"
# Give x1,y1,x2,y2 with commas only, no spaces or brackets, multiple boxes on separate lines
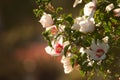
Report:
85,40,109,60
45,37,69,56
39,13,54,28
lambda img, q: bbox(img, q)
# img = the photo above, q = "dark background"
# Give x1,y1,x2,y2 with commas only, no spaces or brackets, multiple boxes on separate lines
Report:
0,0,82,80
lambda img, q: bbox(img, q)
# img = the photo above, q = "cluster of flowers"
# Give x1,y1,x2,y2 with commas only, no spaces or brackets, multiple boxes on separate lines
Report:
39,0,120,74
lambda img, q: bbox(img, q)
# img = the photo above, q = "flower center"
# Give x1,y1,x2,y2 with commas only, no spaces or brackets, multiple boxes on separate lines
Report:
55,43,63,54
96,49,104,58
50,27,58,34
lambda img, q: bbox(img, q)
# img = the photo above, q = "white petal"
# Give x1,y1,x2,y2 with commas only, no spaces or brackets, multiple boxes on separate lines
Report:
45,46,62,56
72,17,83,30
85,49,93,55
84,2,96,17
45,25,56,31
59,24,65,32
64,67,73,74
101,44,109,53
45,46,52,53
106,3,114,12
102,36,109,43
61,58,70,63
61,55,73,74
90,40,97,50
79,19,95,33
113,8,120,17
72,23,80,30
57,36,63,45
99,54,106,60
73,0,82,8
63,41,70,47
45,46,54,55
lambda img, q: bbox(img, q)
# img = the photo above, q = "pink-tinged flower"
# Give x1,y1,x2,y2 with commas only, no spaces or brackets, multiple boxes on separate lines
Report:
73,0,82,8
39,13,54,28
85,40,109,60
113,8,120,17
46,25,58,35
84,1,96,17
79,18,95,33
45,37,69,56
105,3,114,12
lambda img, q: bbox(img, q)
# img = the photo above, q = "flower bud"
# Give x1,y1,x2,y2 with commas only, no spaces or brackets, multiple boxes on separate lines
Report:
39,13,54,28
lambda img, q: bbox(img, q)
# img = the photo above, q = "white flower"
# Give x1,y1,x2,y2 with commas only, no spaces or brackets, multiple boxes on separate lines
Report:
45,37,69,56
61,53,73,74
79,18,95,33
71,17,84,30
85,40,109,60
105,3,114,12
39,13,54,28
73,0,82,8
72,16,95,33
113,8,120,17
84,2,96,17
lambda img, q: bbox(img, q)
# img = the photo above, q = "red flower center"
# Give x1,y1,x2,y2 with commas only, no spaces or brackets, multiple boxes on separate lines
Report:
96,49,104,58
55,43,63,54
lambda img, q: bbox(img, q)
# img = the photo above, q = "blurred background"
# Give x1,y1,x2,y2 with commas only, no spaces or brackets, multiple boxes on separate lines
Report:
0,0,83,80
0,0,120,80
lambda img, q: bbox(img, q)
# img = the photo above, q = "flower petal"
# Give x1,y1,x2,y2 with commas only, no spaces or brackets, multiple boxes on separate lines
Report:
73,0,82,8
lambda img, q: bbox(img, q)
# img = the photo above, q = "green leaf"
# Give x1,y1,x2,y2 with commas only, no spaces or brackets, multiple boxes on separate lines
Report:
65,14,74,25
70,57,75,68
64,44,70,56
56,7,63,13
42,31,52,47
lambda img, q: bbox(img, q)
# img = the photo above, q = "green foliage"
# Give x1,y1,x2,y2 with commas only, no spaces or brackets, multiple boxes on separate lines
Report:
34,0,120,79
